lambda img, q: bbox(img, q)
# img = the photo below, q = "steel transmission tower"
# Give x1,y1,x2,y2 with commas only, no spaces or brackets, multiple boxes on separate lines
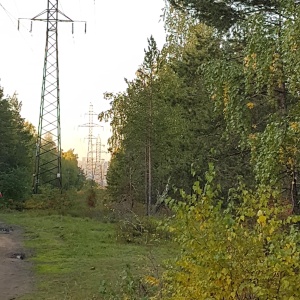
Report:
19,1,86,193
79,104,103,181
94,135,106,186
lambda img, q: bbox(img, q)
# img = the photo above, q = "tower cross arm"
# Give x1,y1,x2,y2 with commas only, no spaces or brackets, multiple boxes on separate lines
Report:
30,8,74,22
18,5,86,32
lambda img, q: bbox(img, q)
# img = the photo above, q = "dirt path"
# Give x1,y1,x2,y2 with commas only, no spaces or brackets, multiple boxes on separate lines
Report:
0,222,34,300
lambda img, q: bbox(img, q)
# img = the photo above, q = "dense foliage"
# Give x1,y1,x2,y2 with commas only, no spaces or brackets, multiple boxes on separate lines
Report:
0,88,35,202
100,36,188,214
101,0,300,214
99,0,300,297
61,148,86,190
168,0,288,30
157,168,300,299
0,87,86,204
101,16,247,207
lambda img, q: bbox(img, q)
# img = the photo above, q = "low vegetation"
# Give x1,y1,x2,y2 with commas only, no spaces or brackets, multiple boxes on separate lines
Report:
0,188,176,300
156,169,300,299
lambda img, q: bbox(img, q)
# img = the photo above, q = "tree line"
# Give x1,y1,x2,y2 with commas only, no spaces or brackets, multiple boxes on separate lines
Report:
101,0,300,215
99,1,300,298
0,87,86,203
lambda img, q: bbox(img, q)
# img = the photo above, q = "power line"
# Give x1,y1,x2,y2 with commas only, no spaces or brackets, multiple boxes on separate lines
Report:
0,3,35,52
0,2,17,26
13,0,19,15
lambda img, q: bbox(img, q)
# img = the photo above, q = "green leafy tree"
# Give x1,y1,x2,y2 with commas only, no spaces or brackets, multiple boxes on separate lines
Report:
168,0,285,31
0,88,35,202
62,149,85,190
101,37,186,213
103,14,254,209
201,0,300,211
162,9,256,198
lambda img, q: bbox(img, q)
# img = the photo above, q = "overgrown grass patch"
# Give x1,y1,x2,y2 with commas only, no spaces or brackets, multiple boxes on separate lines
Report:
0,211,175,299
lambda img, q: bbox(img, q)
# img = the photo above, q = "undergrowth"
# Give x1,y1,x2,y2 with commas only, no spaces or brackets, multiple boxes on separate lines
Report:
0,187,176,299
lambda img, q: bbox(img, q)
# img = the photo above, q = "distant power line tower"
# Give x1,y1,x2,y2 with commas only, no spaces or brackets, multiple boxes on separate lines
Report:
94,135,106,186
79,103,103,181
19,1,86,193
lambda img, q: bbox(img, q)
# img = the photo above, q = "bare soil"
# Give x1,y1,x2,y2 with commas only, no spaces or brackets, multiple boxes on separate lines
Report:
0,222,34,300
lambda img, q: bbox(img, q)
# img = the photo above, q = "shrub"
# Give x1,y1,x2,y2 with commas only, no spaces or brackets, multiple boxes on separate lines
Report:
24,185,73,212
116,213,171,244
86,188,97,207
155,171,300,299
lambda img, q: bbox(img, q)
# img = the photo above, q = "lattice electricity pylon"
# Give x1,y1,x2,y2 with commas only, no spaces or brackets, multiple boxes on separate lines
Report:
19,1,86,193
79,104,103,182
94,135,106,186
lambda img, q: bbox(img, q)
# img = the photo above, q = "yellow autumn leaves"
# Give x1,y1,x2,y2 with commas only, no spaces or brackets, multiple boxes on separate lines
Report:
212,84,255,112
244,52,281,73
257,209,267,226
244,53,257,70
289,122,300,132
246,102,255,109
144,275,160,287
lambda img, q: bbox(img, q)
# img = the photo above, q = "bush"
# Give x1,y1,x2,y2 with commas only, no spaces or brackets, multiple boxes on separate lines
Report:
116,213,171,244
156,174,300,299
0,166,32,206
24,185,73,212
86,188,97,207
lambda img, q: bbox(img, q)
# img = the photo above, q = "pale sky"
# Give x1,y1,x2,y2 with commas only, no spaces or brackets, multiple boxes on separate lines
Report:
0,0,167,161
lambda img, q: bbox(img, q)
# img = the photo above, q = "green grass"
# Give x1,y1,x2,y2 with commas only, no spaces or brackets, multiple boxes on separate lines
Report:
0,211,175,299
